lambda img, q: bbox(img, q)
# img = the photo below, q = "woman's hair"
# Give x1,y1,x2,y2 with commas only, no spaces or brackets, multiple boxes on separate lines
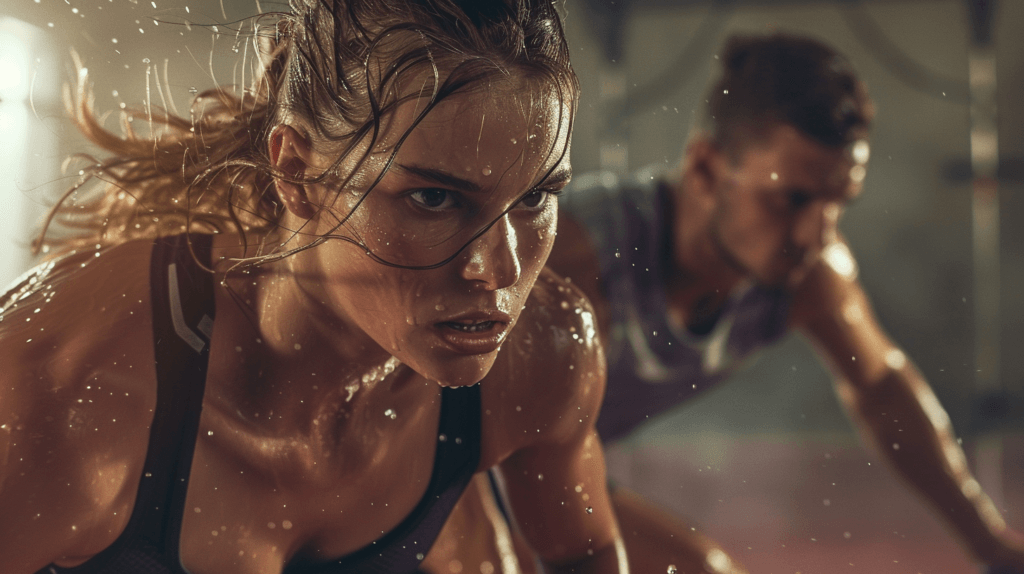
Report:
705,33,873,158
39,0,578,266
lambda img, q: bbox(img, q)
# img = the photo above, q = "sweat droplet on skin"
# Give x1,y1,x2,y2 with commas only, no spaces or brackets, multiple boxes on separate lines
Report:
481,166,492,176
435,304,445,311
384,408,397,420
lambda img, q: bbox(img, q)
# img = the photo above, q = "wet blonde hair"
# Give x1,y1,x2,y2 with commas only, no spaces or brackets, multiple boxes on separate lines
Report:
39,0,577,266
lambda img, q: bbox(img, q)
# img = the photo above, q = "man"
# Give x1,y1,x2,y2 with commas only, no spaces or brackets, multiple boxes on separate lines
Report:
541,33,1024,573
422,33,1024,574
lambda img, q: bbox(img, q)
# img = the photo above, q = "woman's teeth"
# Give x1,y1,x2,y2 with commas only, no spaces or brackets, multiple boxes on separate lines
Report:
445,321,495,333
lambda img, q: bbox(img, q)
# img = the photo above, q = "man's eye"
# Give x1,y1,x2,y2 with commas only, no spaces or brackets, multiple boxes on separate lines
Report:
409,188,456,210
788,192,811,208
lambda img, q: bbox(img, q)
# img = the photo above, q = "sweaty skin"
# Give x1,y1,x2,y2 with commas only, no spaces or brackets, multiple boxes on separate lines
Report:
0,83,627,574
427,123,1024,574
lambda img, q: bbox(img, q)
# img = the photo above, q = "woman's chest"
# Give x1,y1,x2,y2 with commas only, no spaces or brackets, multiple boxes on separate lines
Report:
176,401,441,573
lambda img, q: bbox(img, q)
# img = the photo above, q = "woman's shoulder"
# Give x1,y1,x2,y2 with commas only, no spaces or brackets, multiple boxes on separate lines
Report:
1,239,156,392
0,239,159,568
482,268,606,445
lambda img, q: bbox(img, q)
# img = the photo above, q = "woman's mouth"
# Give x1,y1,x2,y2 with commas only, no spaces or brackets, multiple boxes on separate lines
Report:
434,312,512,355
442,320,500,333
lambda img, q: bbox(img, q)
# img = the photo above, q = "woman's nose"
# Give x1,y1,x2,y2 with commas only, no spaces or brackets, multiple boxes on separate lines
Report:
459,214,522,290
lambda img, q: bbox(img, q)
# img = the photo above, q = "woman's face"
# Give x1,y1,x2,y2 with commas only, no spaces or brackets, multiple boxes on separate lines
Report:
298,79,572,387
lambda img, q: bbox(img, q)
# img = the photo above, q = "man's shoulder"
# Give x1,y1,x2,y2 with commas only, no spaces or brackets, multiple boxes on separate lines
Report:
562,165,665,208
790,240,863,329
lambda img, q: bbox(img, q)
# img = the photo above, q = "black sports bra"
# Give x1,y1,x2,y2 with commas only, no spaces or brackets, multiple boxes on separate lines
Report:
39,234,481,574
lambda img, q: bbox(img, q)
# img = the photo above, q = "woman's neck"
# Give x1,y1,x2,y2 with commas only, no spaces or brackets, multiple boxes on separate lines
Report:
206,234,411,428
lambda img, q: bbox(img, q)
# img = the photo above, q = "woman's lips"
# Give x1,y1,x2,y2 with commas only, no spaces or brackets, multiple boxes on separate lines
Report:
433,311,512,355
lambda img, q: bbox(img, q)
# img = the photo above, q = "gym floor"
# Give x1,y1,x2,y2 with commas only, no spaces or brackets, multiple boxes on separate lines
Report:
607,433,1024,573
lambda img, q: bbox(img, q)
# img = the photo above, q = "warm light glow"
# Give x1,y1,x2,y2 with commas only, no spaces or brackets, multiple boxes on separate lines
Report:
842,302,864,324
822,241,858,280
915,385,951,432
883,348,906,370
0,18,58,291
705,549,732,572
961,478,981,499
852,139,870,165
0,31,30,101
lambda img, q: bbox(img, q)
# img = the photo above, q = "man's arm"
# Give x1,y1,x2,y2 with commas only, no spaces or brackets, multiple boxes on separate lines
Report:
791,246,1024,568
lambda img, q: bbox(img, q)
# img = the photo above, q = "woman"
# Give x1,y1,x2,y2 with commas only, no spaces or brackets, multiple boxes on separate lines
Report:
0,1,626,573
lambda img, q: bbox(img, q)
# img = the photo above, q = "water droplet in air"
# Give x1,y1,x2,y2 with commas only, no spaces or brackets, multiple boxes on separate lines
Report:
438,433,447,442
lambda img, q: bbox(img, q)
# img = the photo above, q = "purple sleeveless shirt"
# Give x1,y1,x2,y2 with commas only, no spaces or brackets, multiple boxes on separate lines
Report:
559,167,791,443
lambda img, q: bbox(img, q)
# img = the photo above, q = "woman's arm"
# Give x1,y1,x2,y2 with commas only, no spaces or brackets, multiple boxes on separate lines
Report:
0,245,157,573
484,269,627,573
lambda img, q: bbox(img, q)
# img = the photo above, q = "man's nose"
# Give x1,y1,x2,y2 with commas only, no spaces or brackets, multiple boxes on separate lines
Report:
793,202,838,253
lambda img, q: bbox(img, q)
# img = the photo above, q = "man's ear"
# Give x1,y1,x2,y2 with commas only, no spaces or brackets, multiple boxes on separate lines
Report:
269,125,318,220
683,134,727,199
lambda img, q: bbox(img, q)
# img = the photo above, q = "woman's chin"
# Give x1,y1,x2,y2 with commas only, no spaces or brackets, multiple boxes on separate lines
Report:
417,352,499,388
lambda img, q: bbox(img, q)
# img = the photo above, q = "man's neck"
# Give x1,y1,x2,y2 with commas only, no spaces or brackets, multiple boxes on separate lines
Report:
662,177,747,331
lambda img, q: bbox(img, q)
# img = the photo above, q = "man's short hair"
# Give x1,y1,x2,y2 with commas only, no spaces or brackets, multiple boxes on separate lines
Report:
707,33,874,157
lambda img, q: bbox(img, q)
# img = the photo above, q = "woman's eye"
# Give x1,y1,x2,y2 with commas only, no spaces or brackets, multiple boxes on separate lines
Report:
409,188,457,210
519,190,549,209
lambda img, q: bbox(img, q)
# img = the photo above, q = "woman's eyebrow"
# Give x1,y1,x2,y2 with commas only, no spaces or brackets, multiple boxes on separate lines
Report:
536,166,572,188
395,164,484,193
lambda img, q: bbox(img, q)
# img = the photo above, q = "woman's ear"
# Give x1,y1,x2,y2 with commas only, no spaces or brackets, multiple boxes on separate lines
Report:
269,125,318,220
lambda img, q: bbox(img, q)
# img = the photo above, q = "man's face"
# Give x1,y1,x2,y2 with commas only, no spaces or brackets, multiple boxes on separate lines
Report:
710,124,867,288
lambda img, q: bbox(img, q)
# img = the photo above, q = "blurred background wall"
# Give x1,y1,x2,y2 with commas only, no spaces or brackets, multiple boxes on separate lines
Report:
0,0,1020,571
